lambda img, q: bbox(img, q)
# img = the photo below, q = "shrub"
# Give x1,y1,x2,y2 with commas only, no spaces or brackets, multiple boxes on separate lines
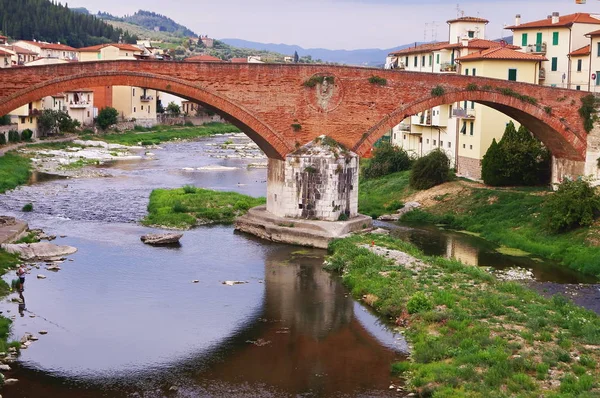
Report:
466,83,478,91
7,130,20,143
543,178,600,233
409,149,451,190
363,142,412,179
182,185,196,194
0,133,5,145
338,213,349,221
368,76,387,86
291,123,302,132
172,201,188,213
167,102,181,115
431,85,445,97
407,292,433,314
21,203,33,212
184,121,194,127
544,106,552,114
303,75,334,88
97,107,119,130
21,129,33,141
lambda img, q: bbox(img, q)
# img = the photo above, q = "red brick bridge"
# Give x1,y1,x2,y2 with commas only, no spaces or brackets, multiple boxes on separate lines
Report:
0,60,590,160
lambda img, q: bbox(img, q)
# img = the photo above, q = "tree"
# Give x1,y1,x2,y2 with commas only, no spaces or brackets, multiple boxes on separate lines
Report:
363,142,412,179
167,102,181,116
96,107,118,129
293,51,299,63
543,178,600,233
409,149,451,190
156,98,165,114
38,110,79,136
481,139,504,186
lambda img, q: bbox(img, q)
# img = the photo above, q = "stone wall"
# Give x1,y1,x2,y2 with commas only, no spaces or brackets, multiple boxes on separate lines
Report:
267,143,359,221
457,156,482,180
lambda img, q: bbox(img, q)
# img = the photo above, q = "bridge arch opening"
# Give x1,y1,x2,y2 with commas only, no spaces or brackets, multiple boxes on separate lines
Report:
0,71,293,160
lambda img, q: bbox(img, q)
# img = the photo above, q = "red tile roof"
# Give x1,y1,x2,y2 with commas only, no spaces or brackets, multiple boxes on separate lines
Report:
453,39,520,50
447,16,489,24
506,13,600,30
389,39,517,56
230,57,248,63
569,45,591,56
389,42,450,56
585,29,600,37
6,45,37,55
0,48,12,56
19,40,77,51
78,43,141,52
184,54,223,62
456,47,547,62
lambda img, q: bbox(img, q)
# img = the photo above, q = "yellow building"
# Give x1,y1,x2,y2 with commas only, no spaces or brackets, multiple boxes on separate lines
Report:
10,99,43,136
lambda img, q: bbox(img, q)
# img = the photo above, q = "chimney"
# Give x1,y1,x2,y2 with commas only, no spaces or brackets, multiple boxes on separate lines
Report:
462,37,469,47
515,14,521,26
552,12,559,24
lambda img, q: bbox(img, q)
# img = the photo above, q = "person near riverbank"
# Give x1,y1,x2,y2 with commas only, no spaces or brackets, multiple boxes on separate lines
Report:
17,265,25,290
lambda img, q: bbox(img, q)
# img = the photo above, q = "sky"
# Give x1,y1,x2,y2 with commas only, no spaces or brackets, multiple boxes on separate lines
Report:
68,0,600,50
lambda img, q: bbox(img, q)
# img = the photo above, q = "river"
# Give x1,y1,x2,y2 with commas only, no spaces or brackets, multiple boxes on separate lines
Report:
0,133,598,397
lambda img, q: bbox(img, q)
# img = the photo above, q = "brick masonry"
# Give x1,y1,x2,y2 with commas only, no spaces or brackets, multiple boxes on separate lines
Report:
0,61,591,161
457,156,482,180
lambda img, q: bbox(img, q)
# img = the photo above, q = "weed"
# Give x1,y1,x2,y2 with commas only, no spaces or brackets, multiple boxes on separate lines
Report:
466,83,478,91
544,106,552,114
431,85,445,97
21,203,33,212
303,75,334,88
368,76,387,86
579,94,598,133
291,123,302,132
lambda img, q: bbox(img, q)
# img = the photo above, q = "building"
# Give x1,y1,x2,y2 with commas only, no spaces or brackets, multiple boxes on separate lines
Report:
78,43,143,61
200,35,214,48
13,40,78,61
506,13,600,89
10,99,43,134
0,48,11,68
385,16,544,179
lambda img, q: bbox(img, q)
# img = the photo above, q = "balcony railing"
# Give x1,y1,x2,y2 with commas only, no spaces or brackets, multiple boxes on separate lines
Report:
452,108,476,119
69,101,89,109
526,43,547,55
140,95,154,102
28,109,41,116
397,123,411,132
440,63,457,72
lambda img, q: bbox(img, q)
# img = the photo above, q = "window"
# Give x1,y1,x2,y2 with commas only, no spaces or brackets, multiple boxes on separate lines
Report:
463,144,466,148
521,33,528,46
148,106,151,114
470,145,473,150
461,122,467,134
29,117,32,123
596,72,600,86
141,105,144,110
508,68,517,81
551,57,558,71
463,100,468,109
436,54,440,64
469,122,474,136
133,88,136,96
449,105,453,118
133,107,136,112
414,56,418,67
577,59,582,72
465,69,469,76
448,142,451,148
20,117,25,124
422,56,425,66
576,85,581,90
87,111,90,117
552,32,559,46
471,101,475,109
426,139,430,144
597,42,600,57
429,55,432,66
405,56,409,66
472,68,476,76
403,135,406,140
536,32,542,45
433,140,437,145
419,137,423,143
468,31,474,38
440,141,443,147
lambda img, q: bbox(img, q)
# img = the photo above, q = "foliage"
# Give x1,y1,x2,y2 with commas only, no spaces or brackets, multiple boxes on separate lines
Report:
481,122,551,186
91,123,238,146
0,115,10,125
7,130,20,143
0,133,5,145
143,187,266,228
166,102,181,116
21,203,33,212
579,94,598,133
543,178,600,234
544,106,552,114
96,107,119,130
362,143,412,179
118,10,196,37
359,169,413,218
291,123,302,132
38,110,78,136
409,149,451,190
431,85,445,97
368,76,387,86
156,98,165,114
496,87,538,105
303,76,334,88
0,153,31,193
21,129,33,141
326,234,600,396
0,0,137,47
466,83,478,91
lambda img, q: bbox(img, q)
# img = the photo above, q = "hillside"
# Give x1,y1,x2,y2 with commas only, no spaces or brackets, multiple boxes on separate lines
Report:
220,39,415,66
98,10,196,37
0,0,135,47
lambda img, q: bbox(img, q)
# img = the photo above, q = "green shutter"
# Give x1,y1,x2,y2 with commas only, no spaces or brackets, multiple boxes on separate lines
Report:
577,59,582,72
597,42,600,57
521,33,528,46
536,32,542,44
465,68,469,76
508,69,517,81
551,57,558,71
552,32,559,45
469,122,474,135
429,55,432,65
472,68,476,76
436,54,440,64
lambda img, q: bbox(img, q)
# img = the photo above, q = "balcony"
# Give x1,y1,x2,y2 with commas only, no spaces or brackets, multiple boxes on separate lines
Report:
140,95,154,102
452,108,476,119
397,123,411,132
69,101,89,109
539,68,546,80
440,63,457,73
526,43,547,55
28,109,41,117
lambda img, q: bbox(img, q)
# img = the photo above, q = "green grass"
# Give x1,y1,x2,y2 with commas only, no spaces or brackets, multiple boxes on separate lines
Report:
400,188,600,276
326,234,600,397
358,170,413,218
142,186,265,228
25,142,84,150
60,159,100,170
0,152,32,193
85,123,239,146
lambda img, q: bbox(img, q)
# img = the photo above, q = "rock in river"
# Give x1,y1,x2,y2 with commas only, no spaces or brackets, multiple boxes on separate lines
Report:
0,242,77,261
140,233,183,245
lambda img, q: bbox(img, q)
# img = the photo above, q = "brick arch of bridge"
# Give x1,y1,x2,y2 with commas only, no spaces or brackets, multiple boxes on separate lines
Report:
0,71,293,159
354,90,587,161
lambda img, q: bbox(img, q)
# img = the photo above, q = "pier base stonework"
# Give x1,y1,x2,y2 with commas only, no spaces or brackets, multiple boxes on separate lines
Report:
266,137,359,221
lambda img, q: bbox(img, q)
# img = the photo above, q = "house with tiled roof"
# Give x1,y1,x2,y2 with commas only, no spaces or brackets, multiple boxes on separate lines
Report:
0,48,11,68
506,12,600,89
78,43,143,61
13,40,78,61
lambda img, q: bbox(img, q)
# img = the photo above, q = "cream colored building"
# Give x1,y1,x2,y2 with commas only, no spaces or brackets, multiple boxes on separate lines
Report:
78,43,143,61
10,99,43,135
13,40,78,61
0,48,10,68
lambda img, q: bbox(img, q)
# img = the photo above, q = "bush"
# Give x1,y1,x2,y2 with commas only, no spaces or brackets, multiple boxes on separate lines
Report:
97,107,119,130
409,149,451,190
407,292,433,314
431,85,445,96
182,185,196,194
21,203,33,212
0,133,6,145
7,130,20,143
21,129,33,141
184,121,194,127
368,76,387,86
363,143,412,179
543,178,600,233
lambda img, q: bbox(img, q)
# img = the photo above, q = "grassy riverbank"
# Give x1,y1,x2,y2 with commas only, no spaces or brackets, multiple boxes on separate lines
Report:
84,123,240,146
0,152,32,194
358,170,412,218
327,234,600,397
0,249,23,353
143,186,265,229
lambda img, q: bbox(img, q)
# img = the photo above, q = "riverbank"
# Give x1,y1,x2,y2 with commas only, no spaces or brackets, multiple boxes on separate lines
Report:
143,186,265,229
359,171,600,276
0,153,31,194
327,234,600,396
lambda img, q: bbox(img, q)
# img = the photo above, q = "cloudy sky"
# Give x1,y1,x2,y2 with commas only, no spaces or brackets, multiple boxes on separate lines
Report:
69,0,600,49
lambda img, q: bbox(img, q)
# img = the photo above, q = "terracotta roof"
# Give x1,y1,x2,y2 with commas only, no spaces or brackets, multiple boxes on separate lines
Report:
456,47,547,62
585,29,600,37
230,57,248,63
506,13,600,30
78,43,141,52
569,45,591,56
184,54,223,62
453,39,520,50
19,41,77,51
0,48,12,56
389,42,450,56
6,45,37,55
447,16,489,24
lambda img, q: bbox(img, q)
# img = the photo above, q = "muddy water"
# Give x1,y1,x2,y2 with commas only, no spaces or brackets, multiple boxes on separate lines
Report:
0,135,407,397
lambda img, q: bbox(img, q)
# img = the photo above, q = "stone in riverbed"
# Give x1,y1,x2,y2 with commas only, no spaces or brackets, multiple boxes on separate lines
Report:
0,364,10,371
37,274,46,279
0,242,77,261
39,330,48,335
222,280,248,286
140,233,183,245
4,378,18,385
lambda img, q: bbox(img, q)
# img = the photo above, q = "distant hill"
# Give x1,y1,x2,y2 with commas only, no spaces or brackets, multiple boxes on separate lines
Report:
220,39,416,66
98,10,196,37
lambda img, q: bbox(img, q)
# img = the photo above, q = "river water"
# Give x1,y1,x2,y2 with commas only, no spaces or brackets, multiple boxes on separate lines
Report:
0,134,598,397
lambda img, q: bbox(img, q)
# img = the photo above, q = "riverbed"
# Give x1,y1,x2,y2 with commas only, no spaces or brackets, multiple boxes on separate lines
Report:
0,135,408,397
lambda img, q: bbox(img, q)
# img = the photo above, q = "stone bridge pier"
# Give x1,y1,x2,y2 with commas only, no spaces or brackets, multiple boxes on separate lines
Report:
235,137,371,248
